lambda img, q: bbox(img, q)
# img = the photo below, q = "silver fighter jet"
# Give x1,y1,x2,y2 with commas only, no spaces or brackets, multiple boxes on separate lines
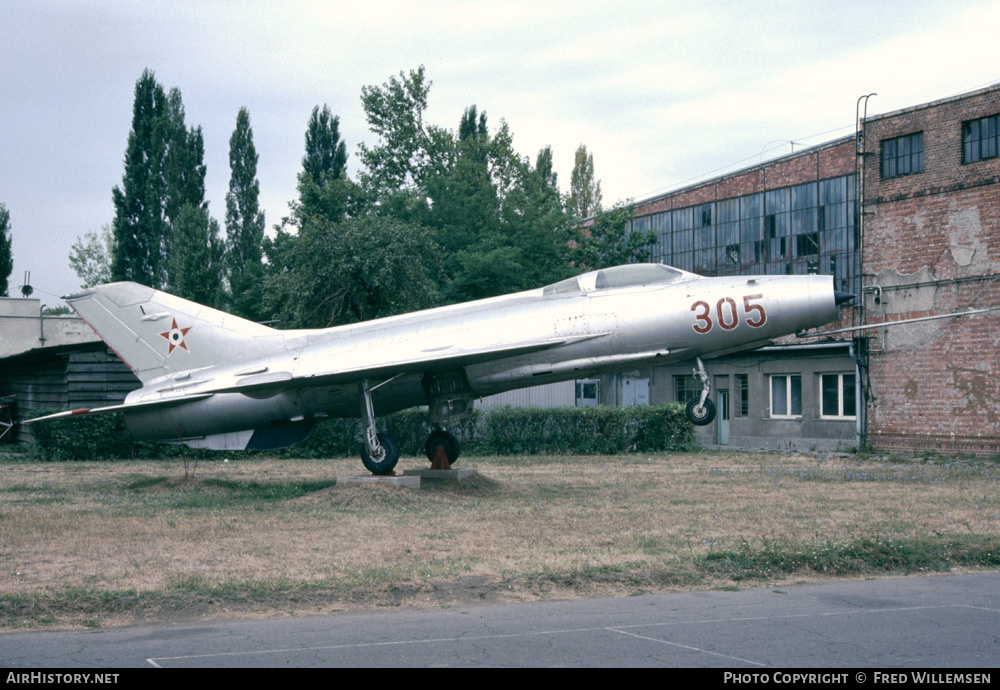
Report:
26,263,848,474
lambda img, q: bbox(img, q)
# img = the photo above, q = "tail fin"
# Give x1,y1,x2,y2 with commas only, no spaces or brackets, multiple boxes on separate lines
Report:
65,282,281,383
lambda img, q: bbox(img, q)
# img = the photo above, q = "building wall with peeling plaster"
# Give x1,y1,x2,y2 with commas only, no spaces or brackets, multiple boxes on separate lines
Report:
859,85,999,454
622,83,1000,455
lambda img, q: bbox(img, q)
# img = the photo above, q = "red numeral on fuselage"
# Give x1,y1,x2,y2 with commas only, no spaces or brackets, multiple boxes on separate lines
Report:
690,294,767,334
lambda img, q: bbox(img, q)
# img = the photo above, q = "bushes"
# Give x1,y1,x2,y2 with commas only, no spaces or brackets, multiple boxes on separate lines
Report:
30,403,695,460
28,411,169,461
480,404,694,455
278,404,695,457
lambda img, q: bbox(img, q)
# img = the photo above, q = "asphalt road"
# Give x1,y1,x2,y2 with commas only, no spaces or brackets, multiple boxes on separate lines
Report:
2,572,998,668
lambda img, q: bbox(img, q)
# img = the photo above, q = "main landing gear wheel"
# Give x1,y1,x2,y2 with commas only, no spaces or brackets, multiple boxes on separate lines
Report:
361,433,399,475
425,429,460,467
686,397,717,426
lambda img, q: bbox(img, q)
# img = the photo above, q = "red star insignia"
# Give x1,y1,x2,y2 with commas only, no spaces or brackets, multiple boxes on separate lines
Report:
159,318,192,354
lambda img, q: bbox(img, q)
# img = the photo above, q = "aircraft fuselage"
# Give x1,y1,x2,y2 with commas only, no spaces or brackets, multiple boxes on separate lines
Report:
119,268,839,446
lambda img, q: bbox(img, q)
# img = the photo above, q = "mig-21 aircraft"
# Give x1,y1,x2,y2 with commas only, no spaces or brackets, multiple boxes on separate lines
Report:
25,263,850,474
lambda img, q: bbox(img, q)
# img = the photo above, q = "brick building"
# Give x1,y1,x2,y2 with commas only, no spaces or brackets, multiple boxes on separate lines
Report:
860,85,1000,454
611,83,999,454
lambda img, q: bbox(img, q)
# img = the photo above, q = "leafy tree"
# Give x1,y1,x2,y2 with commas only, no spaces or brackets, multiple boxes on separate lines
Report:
263,215,441,329
458,104,488,142
358,66,431,191
225,107,266,320
534,145,558,190
302,104,348,187
357,65,449,221
0,203,11,296
111,69,168,287
258,105,359,324
357,69,579,304
294,105,355,226
111,71,206,290
496,145,574,286
69,226,113,288
424,105,500,257
445,241,525,302
167,203,225,308
568,144,603,221
162,87,207,225
440,129,575,302
570,202,655,271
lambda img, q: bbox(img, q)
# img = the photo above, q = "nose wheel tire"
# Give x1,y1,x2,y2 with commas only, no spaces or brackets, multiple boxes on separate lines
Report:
425,429,460,466
686,397,717,426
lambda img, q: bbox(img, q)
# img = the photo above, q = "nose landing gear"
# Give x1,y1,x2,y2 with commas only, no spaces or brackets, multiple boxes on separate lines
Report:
685,357,717,426
360,378,401,475
358,374,468,475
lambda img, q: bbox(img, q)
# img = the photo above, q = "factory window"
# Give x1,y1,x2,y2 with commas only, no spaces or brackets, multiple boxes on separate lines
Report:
754,239,767,263
820,373,857,419
796,232,819,257
735,374,749,417
963,113,999,163
630,172,856,289
673,375,700,404
881,132,923,178
769,374,801,418
700,204,713,227
575,380,600,407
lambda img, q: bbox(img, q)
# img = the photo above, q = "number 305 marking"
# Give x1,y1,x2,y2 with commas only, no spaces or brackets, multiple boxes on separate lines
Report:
691,294,767,334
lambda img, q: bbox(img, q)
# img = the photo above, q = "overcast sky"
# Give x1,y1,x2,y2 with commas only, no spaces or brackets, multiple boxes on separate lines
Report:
2,0,999,304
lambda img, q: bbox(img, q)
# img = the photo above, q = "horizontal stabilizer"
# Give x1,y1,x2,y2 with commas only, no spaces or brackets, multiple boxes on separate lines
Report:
22,394,214,425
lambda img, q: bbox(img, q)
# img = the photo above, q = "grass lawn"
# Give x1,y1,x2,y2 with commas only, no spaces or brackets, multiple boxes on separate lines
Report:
1,450,998,629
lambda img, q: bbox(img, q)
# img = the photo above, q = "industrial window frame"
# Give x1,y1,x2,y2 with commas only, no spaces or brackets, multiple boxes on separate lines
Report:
796,232,819,257
962,113,999,163
629,172,859,295
819,373,857,420
734,373,749,417
575,379,600,406
881,132,924,179
769,374,802,419
673,374,700,405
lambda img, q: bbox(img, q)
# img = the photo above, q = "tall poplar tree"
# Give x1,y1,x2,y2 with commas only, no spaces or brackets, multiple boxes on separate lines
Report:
568,144,603,221
111,71,208,290
0,203,12,296
167,204,225,308
225,107,266,320
295,104,351,224
302,104,347,186
162,87,207,225
111,69,168,286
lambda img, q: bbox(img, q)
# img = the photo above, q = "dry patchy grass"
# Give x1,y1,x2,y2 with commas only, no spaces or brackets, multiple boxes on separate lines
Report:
1,450,998,628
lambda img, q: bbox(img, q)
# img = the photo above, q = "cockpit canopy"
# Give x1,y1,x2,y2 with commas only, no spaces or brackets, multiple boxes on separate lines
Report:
542,263,692,295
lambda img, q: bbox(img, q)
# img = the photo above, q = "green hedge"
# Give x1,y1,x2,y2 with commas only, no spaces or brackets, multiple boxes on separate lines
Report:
28,411,170,461
479,404,694,454
29,403,694,460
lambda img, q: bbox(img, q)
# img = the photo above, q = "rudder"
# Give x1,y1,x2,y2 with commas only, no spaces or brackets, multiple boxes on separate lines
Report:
65,282,280,383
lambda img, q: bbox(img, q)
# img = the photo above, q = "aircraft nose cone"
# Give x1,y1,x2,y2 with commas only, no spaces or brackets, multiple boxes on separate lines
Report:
835,291,855,306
